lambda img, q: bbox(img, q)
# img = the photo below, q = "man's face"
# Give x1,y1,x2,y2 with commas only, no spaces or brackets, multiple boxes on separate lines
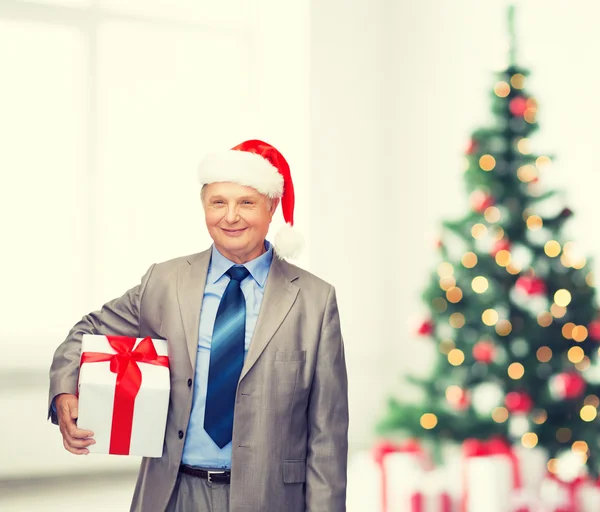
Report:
202,182,279,263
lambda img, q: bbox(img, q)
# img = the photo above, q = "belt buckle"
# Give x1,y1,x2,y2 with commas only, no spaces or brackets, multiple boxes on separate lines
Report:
207,470,226,483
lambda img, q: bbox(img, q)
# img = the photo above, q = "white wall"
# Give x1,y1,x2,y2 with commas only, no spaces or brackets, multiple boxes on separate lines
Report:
309,0,396,449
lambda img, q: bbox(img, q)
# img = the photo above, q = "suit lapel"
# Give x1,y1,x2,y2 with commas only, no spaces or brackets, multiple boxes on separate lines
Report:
177,249,211,370
240,256,299,382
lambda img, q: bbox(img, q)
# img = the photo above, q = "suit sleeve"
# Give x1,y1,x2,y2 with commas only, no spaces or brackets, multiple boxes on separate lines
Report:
305,285,349,512
47,264,156,424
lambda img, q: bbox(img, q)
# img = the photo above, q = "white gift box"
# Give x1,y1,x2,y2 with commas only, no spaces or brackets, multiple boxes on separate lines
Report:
410,469,454,512
77,334,170,457
465,454,514,512
385,451,427,511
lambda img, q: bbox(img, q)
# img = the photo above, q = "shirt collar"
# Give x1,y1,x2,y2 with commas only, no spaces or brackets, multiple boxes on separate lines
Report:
209,240,274,287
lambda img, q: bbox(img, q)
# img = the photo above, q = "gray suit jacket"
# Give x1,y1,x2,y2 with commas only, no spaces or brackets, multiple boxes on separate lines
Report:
49,248,349,512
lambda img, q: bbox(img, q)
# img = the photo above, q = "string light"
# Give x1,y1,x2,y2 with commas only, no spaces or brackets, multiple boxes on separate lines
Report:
572,441,589,454
484,206,501,223
494,81,511,97
472,276,489,294
545,240,561,258
526,215,543,230
432,297,448,312
482,309,499,326
557,428,572,442
550,303,567,318
547,459,558,474
420,413,438,429
439,339,455,355
554,289,572,307
517,165,538,183
446,287,463,303
562,323,576,339
508,362,525,379
580,406,597,422
446,385,464,405
479,155,496,171
524,108,536,124
572,325,588,342
437,262,454,278
521,433,538,448
440,276,456,291
536,346,552,363
575,357,591,372
510,74,526,89
506,263,521,275
495,250,511,267
536,155,552,169
568,346,584,364
492,227,505,240
586,272,594,287
533,409,548,425
449,312,466,329
448,349,465,366
462,252,478,268
584,395,600,408
472,223,488,239
517,138,532,154
537,312,553,328
492,407,509,423
496,319,513,336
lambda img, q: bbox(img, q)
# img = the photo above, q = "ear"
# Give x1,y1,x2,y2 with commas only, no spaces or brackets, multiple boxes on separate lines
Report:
270,198,280,217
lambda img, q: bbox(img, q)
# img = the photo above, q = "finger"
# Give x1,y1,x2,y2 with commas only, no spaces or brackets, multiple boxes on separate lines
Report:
63,437,90,455
64,435,96,449
66,423,94,440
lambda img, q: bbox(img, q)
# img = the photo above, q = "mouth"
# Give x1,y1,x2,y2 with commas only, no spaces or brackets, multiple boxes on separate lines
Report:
221,227,247,237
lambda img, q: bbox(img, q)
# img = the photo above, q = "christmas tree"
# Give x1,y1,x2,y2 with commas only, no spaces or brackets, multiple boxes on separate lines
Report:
379,6,600,477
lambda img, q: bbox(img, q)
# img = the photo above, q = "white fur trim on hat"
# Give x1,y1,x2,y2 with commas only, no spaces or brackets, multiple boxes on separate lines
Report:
198,150,284,198
274,223,304,259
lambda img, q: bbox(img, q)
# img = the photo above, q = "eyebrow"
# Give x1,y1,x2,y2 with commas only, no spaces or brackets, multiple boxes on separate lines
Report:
207,195,260,201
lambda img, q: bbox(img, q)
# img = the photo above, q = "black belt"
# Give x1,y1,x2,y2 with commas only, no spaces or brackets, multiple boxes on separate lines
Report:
179,464,231,484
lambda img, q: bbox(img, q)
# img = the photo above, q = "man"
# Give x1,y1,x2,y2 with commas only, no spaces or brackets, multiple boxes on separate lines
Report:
48,139,349,512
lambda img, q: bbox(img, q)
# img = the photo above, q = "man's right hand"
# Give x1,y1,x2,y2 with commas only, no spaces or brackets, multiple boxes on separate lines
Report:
55,393,95,455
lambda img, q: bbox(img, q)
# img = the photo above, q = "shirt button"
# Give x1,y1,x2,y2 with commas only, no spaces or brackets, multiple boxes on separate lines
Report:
178,430,184,439
187,378,192,387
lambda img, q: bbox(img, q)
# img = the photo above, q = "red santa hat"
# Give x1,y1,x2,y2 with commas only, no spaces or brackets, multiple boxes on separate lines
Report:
197,139,304,259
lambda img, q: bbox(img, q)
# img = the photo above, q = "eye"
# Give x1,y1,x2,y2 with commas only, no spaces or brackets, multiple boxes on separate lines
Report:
242,200,254,205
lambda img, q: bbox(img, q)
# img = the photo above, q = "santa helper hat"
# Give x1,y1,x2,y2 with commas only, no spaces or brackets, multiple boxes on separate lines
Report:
197,139,304,259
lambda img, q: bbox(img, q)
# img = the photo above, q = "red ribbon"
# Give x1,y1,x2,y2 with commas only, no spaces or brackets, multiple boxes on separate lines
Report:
411,492,452,512
547,474,588,512
373,439,425,512
462,437,521,512
80,335,169,455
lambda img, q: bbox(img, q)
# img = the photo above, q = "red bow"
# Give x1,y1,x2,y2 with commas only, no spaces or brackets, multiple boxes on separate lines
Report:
81,335,169,455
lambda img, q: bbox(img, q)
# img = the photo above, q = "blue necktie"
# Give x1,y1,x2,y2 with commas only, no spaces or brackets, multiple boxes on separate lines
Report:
204,266,250,448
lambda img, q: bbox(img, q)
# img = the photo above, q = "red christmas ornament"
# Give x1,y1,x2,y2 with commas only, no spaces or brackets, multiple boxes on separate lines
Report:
589,319,600,341
552,372,586,400
505,391,533,413
515,275,547,296
491,239,511,256
418,320,433,336
509,96,529,117
466,139,478,155
471,190,495,213
473,340,496,364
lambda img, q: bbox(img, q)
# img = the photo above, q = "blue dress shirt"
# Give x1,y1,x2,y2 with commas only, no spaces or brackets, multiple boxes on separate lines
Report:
181,241,274,469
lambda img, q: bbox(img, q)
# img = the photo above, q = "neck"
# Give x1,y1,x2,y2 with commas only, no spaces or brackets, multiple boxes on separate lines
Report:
216,242,267,264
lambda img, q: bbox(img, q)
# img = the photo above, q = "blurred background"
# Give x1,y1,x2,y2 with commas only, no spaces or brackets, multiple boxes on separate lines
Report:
2,0,600,510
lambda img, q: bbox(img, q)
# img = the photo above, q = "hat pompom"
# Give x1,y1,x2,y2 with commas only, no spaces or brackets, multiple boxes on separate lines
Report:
273,223,304,260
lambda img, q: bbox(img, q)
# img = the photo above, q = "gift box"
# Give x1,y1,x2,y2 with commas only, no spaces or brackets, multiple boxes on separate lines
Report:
462,438,521,512
410,468,454,512
374,440,429,512
77,334,170,457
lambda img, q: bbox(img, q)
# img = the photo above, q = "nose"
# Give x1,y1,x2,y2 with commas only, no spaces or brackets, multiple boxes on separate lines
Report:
224,205,239,224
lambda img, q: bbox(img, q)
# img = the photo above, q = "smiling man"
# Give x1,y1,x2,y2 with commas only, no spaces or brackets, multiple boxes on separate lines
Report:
48,140,349,512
